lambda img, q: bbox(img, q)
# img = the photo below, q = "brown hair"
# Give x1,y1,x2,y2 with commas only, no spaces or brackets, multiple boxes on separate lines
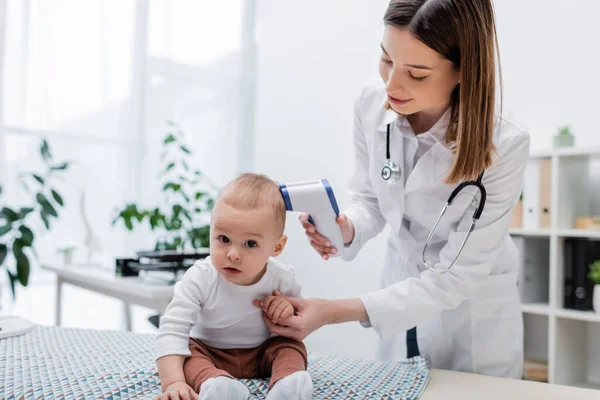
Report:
217,173,286,235
384,0,500,183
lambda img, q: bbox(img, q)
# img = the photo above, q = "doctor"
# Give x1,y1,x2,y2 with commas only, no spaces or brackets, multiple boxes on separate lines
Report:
258,0,530,378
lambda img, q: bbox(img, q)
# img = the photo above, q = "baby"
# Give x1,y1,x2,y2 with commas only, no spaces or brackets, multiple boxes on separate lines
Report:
154,173,313,400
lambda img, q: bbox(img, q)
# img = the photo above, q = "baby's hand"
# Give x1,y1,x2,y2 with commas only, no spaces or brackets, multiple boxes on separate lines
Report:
256,295,294,324
155,381,198,400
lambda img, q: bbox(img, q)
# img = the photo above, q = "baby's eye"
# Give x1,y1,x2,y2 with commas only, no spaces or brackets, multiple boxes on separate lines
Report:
245,240,258,248
218,235,230,244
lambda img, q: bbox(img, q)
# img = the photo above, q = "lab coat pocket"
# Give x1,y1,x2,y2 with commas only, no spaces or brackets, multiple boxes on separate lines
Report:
471,273,523,376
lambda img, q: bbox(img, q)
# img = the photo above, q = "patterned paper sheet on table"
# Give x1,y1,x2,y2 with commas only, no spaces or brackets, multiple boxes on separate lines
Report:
0,326,431,399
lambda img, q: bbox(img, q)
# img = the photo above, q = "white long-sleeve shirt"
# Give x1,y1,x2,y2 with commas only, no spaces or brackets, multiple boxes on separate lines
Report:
155,256,302,360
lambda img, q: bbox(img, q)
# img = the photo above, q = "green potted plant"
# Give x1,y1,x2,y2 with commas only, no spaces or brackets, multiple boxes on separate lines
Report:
553,125,575,148
589,260,600,313
112,121,218,253
57,246,77,265
0,139,69,301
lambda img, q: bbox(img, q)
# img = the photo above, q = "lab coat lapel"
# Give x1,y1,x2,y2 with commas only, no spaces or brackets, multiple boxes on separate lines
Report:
376,108,400,132
404,143,454,195
376,109,406,230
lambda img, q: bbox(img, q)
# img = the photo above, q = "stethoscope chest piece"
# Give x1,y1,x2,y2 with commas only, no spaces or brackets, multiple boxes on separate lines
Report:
381,159,401,181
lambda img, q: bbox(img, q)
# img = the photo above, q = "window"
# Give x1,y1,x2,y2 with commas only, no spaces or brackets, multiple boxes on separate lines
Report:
0,1,255,325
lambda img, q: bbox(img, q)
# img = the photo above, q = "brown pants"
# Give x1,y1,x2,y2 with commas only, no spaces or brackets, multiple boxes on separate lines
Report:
183,336,308,393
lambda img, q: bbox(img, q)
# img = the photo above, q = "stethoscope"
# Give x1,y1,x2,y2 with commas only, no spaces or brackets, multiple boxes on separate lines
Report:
381,122,487,274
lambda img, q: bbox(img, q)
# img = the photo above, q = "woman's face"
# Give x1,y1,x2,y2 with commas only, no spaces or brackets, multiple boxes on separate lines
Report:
379,25,460,116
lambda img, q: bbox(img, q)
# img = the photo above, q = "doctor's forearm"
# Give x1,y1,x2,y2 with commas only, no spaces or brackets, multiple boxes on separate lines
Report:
325,298,369,324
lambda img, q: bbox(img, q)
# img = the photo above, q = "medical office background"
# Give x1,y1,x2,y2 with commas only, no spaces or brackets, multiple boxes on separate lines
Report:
1,0,599,389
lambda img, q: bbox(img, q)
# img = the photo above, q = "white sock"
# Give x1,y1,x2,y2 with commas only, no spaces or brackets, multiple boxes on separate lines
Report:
199,376,250,400
266,371,313,400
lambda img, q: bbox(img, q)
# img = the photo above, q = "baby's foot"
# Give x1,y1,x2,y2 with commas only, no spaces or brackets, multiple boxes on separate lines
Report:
266,371,313,400
199,376,249,400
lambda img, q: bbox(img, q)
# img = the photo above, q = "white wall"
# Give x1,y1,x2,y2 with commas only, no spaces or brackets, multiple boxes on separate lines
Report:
254,0,390,360
254,0,600,361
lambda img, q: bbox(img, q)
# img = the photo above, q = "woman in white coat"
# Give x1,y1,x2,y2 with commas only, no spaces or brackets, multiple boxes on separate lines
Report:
258,0,530,378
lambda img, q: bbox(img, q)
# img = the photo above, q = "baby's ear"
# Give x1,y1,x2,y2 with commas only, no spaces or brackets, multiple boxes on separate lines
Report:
271,234,288,257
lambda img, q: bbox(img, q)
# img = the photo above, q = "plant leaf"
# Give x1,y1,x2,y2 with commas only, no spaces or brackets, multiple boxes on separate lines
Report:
194,170,202,176
163,182,181,192
51,162,69,171
164,134,177,144
195,192,205,200
6,270,17,300
0,244,7,265
1,207,20,222
0,224,12,237
33,174,45,185
51,189,64,206
180,145,191,155
19,225,34,246
124,218,133,230
206,199,215,211
20,207,34,216
37,193,58,217
40,211,50,230
41,139,52,161
13,241,30,286
181,190,190,203
182,160,189,171
166,162,176,172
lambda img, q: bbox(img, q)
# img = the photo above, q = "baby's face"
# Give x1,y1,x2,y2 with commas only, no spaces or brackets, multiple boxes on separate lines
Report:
210,201,286,286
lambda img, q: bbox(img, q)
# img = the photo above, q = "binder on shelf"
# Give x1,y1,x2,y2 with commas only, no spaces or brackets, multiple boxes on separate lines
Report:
538,159,552,229
563,238,574,309
564,238,599,310
522,160,540,229
514,236,549,304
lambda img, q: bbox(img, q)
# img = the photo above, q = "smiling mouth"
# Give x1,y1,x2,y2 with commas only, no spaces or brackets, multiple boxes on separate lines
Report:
388,94,412,104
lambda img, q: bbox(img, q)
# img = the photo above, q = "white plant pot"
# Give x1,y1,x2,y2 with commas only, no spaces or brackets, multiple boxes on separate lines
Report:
594,285,600,314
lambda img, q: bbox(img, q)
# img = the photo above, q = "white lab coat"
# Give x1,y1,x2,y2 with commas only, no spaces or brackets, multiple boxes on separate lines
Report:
341,80,530,379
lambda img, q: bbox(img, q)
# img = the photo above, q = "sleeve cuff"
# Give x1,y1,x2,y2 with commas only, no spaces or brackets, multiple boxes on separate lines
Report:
340,208,364,261
358,293,376,330
155,340,192,360
358,287,403,339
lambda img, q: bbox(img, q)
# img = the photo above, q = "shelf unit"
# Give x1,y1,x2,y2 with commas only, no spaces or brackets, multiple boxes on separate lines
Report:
511,147,600,390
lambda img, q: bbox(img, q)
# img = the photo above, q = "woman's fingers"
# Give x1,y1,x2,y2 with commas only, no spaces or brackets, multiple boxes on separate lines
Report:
261,313,304,341
305,229,331,247
298,213,315,233
310,241,337,253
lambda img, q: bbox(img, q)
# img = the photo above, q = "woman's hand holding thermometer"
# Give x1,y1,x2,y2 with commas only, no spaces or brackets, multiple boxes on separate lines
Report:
299,212,355,260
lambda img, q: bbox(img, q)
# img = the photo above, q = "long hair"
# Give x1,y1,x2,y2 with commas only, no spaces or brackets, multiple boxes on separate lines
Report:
384,0,501,183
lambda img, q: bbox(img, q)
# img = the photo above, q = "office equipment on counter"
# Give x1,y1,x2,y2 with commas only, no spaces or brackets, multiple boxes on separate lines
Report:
115,249,210,283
